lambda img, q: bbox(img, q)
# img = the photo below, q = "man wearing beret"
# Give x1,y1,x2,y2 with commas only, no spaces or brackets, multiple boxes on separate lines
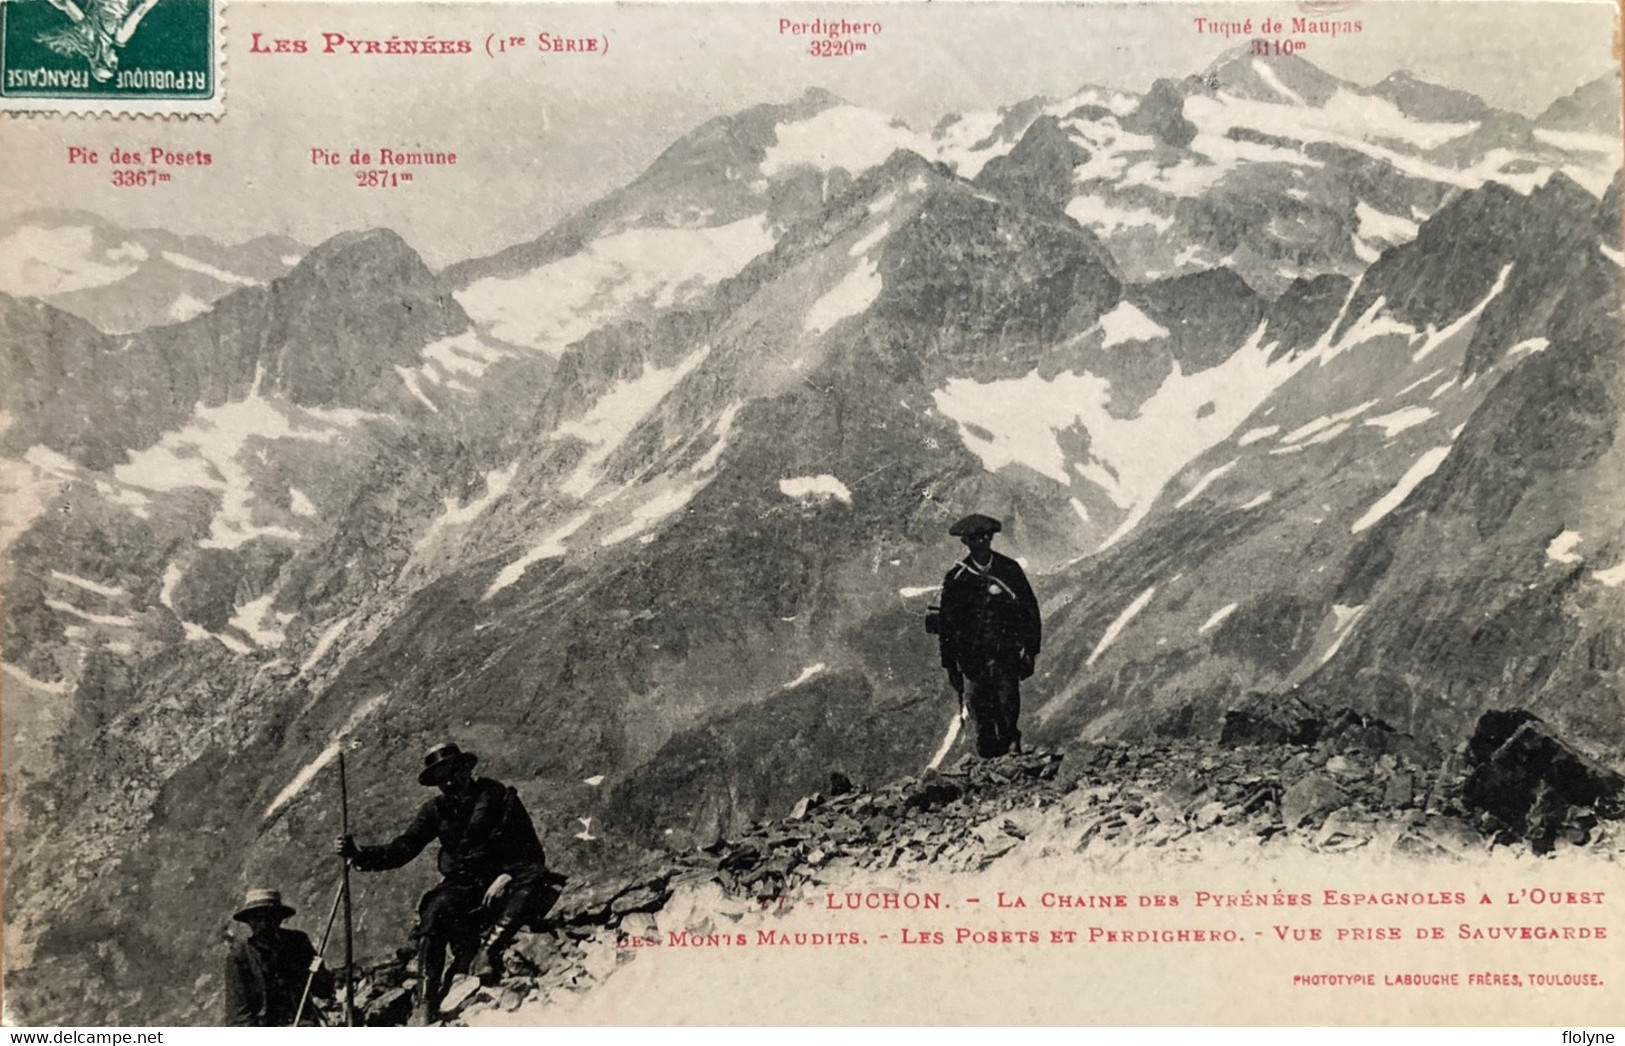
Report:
938,513,1042,758
224,888,333,1026
338,743,559,1024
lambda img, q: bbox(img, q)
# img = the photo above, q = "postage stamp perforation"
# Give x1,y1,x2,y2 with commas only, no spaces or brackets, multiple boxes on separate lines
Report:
0,0,225,116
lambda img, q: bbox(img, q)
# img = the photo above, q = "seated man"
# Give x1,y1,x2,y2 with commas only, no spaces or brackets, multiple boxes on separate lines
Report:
224,888,333,1026
339,743,558,1024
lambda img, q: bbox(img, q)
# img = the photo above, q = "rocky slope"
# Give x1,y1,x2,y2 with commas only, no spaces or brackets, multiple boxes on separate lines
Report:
313,701,1623,1026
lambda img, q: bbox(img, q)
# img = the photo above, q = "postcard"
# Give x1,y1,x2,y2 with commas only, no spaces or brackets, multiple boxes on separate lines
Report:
2,0,1622,1027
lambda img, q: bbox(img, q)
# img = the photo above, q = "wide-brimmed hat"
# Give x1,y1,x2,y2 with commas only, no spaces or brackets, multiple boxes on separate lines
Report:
233,888,296,923
949,513,1002,537
418,742,478,786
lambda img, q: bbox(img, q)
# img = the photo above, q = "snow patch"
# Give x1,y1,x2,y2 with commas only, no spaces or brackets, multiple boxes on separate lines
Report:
1065,195,1174,236
160,251,256,286
937,322,1307,552
231,593,293,648
1237,425,1279,447
1,445,80,551
1351,445,1452,533
184,622,252,655
45,599,134,628
263,694,389,820
114,370,371,550
1253,59,1307,105
457,219,773,354
598,482,704,547
1599,243,1625,267
779,474,852,504
299,616,351,675
484,512,592,599
1412,264,1513,363
396,366,440,413
1355,202,1419,245
1069,497,1091,523
3,663,69,695
1087,587,1156,666
0,224,141,296
1282,400,1380,445
554,345,711,498
159,563,182,609
1238,491,1274,510
1174,459,1237,509
1396,368,1444,397
417,463,519,552
1363,406,1436,438
1198,602,1238,635
761,106,926,177
848,221,890,258
1593,560,1625,587
1506,338,1551,360
692,403,742,474
898,585,938,598
1098,301,1169,348
926,713,964,772
1320,604,1367,665
167,293,209,323
50,571,126,599
423,331,505,379
1533,128,1619,154
289,488,318,518
1546,530,1583,565
582,775,605,787
784,663,826,690
804,260,882,335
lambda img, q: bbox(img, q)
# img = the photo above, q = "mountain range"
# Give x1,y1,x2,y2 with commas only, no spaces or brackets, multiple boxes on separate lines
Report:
2,49,1622,1023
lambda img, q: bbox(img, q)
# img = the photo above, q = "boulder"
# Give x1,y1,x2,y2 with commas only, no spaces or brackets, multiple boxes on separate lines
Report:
1461,710,1624,852
1281,773,1345,829
1219,693,1322,747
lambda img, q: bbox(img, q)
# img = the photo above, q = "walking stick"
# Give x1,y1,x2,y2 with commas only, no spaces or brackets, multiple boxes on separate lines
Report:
291,875,346,1027
339,751,357,1027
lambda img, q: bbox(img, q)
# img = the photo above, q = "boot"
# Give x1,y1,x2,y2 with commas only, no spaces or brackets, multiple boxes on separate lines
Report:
473,925,511,985
412,937,446,1026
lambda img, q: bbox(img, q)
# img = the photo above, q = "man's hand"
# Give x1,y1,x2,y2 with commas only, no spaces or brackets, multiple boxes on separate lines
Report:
335,835,358,860
482,873,513,908
946,666,964,695
1018,650,1035,680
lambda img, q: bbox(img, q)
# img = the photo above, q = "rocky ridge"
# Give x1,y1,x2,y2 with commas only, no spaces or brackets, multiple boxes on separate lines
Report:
302,702,1624,1026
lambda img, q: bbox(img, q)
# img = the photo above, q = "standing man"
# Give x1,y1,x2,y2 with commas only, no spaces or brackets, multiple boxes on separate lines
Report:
937,513,1042,758
338,743,557,1025
224,888,333,1026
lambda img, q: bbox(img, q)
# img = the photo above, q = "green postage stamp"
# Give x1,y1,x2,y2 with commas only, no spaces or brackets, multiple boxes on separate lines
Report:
0,0,220,114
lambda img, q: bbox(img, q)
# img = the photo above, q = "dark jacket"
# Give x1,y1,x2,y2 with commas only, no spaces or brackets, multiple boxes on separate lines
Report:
224,927,331,1027
351,777,546,886
939,550,1041,671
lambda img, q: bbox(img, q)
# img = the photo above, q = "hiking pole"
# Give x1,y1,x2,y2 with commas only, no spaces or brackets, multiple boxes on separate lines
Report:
291,875,346,1027
339,751,357,1027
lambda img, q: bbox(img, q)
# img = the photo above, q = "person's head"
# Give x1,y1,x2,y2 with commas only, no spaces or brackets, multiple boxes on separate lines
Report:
418,742,479,794
948,513,1001,558
233,889,294,937
960,531,994,557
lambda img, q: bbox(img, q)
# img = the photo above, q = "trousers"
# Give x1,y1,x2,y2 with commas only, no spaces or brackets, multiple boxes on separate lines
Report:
963,658,1022,758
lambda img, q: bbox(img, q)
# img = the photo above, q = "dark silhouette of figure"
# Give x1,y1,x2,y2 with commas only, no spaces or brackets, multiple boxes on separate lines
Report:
937,514,1041,757
224,888,332,1026
338,743,559,1025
